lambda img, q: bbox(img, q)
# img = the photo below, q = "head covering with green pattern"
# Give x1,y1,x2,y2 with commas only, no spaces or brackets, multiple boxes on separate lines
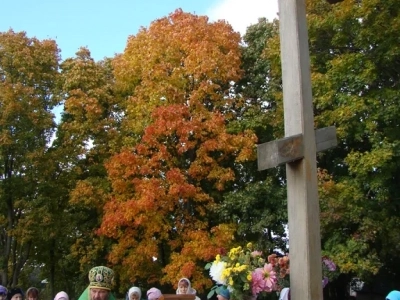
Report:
88,266,114,290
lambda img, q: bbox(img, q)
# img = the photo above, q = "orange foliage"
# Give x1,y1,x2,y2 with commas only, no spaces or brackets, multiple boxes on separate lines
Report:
160,226,236,292
100,104,255,288
98,9,257,291
113,9,243,137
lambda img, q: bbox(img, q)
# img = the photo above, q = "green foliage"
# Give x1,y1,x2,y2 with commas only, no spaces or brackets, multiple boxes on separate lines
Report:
0,29,60,287
225,17,288,256
309,0,400,285
244,0,400,290
219,179,288,252
56,47,122,296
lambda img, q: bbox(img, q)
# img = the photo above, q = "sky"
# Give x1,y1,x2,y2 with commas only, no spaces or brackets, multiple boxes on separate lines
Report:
0,0,279,61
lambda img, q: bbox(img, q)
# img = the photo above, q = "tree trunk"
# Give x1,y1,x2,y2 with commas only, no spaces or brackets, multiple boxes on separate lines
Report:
49,240,56,298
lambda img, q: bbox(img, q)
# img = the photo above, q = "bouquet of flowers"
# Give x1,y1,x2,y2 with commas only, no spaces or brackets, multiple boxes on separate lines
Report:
206,244,338,300
205,243,278,300
266,253,290,291
268,253,339,290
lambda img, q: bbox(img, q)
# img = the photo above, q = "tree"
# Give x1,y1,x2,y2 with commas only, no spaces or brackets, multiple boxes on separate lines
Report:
98,9,257,293
0,30,60,287
15,144,80,298
222,18,289,253
260,0,400,292
113,8,243,144
100,104,255,292
309,0,400,283
53,47,123,296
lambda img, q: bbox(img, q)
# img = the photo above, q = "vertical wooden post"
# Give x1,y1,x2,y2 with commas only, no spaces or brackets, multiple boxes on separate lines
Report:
278,0,323,299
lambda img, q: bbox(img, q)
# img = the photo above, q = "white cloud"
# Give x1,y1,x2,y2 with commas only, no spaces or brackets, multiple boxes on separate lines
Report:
206,0,279,35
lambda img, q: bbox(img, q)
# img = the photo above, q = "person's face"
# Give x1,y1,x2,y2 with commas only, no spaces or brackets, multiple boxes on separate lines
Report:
129,293,139,300
178,281,189,294
216,295,227,300
28,296,37,300
11,294,23,300
90,288,109,300
0,294,6,300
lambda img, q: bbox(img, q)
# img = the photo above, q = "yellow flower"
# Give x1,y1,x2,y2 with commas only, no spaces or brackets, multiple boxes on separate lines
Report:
215,254,221,262
229,278,234,286
247,242,253,249
223,268,232,277
229,246,242,257
238,265,247,272
246,272,252,281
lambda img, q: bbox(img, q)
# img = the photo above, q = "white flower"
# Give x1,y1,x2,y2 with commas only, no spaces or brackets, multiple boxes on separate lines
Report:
210,261,227,285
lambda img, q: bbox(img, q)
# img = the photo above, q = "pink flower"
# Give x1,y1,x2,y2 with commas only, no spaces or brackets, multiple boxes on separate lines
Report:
322,276,329,288
323,258,336,271
251,269,266,295
251,263,277,295
251,251,263,257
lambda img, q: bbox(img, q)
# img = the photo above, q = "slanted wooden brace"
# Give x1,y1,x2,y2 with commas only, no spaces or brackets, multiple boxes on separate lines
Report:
256,0,338,299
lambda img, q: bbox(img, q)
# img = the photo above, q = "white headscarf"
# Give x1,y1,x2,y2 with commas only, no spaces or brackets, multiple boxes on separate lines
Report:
54,291,69,300
279,288,290,300
128,287,141,300
176,278,197,295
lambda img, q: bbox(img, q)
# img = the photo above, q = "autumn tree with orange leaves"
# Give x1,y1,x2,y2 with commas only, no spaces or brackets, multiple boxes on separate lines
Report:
98,9,257,292
113,9,245,144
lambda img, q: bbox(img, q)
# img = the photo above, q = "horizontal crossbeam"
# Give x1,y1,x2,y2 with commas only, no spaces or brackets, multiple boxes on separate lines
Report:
257,126,337,170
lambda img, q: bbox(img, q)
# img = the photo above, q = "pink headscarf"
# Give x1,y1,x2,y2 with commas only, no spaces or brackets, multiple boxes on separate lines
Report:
147,288,162,299
54,291,69,300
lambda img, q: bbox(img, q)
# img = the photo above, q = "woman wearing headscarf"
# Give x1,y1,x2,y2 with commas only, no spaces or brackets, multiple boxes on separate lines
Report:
7,288,24,300
54,291,69,300
279,288,290,300
0,286,7,300
176,278,200,300
127,287,141,300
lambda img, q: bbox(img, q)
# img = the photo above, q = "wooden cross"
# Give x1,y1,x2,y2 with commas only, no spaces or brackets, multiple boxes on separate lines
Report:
257,0,338,299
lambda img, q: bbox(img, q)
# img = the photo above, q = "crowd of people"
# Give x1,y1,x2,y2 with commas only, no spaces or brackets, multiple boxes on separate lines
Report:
0,286,70,300
3,265,398,300
0,286,69,300
0,266,230,300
